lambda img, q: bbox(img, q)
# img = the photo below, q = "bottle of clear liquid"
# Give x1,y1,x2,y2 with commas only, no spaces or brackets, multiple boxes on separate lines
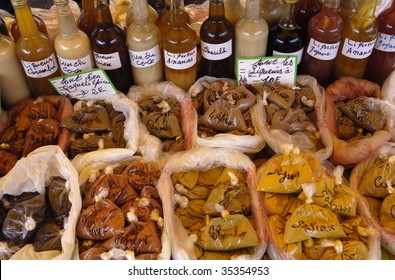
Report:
163,0,198,91
78,0,98,37
300,0,343,86
11,0,60,97
364,0,395,86
260,0,284,28
235,0,268,73
294,0,323,40
91,0,133,93
332,0,377,80
199,0,234,78
0,34,31,109
267,0,304,66
224,0,244,27
54,0,94,76
127,0,163,85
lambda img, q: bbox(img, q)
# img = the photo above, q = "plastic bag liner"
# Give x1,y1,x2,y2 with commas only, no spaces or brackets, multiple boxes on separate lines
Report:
127,81,197,162
157,147,267,260
350,142,395,255
187,76,266,154
381,71,395,142
260,75,333,161
70,93,139,173
0,145,81,259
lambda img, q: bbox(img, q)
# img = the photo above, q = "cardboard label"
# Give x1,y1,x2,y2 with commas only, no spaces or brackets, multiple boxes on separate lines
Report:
236,56,297,86
49,68,117,100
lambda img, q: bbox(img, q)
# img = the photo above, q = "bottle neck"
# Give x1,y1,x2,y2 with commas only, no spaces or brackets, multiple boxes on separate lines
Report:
209,0,226,20
12,1,40,38
82,0,95,13
323,0,340,9
56,1,79,35
280,1,297,29
95,0,114,27
355,0,377,19
170,0,188,27
132,0,150,25
244,0,261,20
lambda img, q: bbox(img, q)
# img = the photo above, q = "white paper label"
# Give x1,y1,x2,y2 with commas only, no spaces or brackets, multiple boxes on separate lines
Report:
129,45,161,68
21,53,59,78
93,51,122,70
164,47,197,70
375,33,395,52
341,38,377,59
306,39,340,60
201,40,232,60
49,68,117,100
273,48,304,65
57,54,93,74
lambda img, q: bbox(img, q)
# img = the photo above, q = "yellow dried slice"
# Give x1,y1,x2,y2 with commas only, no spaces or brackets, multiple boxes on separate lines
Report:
379,194,395,229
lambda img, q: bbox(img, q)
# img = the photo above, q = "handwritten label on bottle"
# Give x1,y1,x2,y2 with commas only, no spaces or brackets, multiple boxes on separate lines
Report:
49,68,117,100
237,56,297,85
57,54,93,74
341,38,377,59
201,40,232,60
164,47,197,70
273,48,304,65
129,45,161,68
374,33,395,52
93,51,122,70
307,39,340,60
21,53,59,78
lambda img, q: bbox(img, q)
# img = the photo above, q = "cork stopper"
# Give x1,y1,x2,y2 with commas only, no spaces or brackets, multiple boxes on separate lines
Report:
10,0,28,8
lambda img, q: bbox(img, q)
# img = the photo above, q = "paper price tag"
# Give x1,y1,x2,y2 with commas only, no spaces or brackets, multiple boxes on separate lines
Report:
236,56,297,86
49,68,118,100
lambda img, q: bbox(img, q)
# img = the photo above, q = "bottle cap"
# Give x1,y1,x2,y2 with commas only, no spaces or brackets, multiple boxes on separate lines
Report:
54,0,69,5
284,0,297,4
10,0,28,8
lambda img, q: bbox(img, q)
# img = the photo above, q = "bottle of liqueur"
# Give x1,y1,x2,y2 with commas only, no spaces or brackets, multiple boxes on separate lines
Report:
267,0,304,67
162,0,198,91
0,18,9,36
199,0,235,78
300,0,343,86
224,0,244,27
294,0,323,40
157,0,171,34
332,0,377,80
78,0,98,37
235,0,268,73
0,34,31,109
54,0,94,76
260,0,284,28
91,0,133,93
11,13,48,43
338,0,360,21
364,1,395,86
127,0,163,85
11,0,60,97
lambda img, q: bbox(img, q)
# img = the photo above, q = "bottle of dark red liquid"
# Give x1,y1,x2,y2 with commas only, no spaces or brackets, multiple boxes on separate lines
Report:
364,1,395,86
294,0,322,40
300,0,343,86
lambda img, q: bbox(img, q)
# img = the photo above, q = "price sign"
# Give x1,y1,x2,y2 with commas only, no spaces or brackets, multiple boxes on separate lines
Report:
236,56,297,86
49,68,118,100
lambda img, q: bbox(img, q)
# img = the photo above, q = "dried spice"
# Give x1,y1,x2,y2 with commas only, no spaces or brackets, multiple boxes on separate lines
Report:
33,223,63,252
61,105,111,133
47,177,72,225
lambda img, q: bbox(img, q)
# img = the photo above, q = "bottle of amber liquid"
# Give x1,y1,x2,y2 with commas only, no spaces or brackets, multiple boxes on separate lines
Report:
224,0,244,27
163,0,198,91
364,1,395,86
199,0,234,78
11,13,48,43
78,0,98,37
11,0,60,97
54,0,94,76
300,0,343,86
91,0,133,93
294,0,322,40
157,0,171,34
127,0,163,85
260,0,284,28
332,0,377,80
267,0,304,66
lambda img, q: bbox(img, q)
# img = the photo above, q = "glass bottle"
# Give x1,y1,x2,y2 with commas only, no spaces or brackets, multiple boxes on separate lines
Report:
127,0,163,85
125,3,159,28
0,34,31,109
147,0,165,15
162,0,198,91
338,0,359,21
78,0,98,37
54,0,94,76
364,1,395,86
260,0,284,28
0,18,9,36
157,0,171,34
11,14,48,42
11,0,60,97
267,0,304,66
300,0,343,86
224,0,244,27
332,0,377,80
91,0,133,93
294,0,323,40
235,0,268,73
199,0,234,78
